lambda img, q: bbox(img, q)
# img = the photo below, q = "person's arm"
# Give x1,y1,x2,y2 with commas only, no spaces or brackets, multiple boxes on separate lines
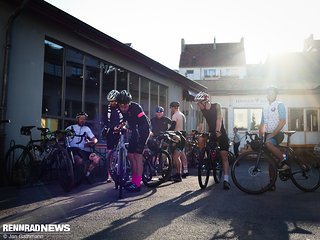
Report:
215,103,222,137
169,114,177,131
85,127,98,147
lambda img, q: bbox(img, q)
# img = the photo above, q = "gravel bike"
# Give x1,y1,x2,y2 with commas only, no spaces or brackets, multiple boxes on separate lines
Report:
142,132,173,188
231,131,320,194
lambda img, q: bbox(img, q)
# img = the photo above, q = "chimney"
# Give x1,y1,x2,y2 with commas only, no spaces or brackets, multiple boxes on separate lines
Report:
213,37,216,50
181,38,185,53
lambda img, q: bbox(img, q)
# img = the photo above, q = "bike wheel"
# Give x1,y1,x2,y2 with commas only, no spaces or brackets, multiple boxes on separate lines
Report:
143,150,172,187
213,156,223,184
290,156,320,192
118,148,126,199
5,145,32,185
108,150,119,187
198,149,210,189
231,151,277,194
57,149,74,192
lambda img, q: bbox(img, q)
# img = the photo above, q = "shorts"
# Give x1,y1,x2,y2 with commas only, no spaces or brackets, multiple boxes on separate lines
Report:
266,132,284,146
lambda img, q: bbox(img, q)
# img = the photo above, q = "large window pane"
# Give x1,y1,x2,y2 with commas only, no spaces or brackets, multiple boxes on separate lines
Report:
159,85,167,110
234,108,262,131
289,108,304,131
129,73,139,102
42,40,63,117
116,68,128,91
306,109,318,132
150,82,158,115
140,77,149,116
65,48,83,118
84,56,99,122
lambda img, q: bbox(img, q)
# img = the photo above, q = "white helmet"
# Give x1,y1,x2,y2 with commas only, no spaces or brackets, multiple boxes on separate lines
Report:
107,90,119,102
194,92,210,103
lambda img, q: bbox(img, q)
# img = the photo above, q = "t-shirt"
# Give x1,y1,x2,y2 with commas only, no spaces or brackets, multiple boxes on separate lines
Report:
171,110,186,131
151,116,172,136
65,124,95,152
261,100,286,133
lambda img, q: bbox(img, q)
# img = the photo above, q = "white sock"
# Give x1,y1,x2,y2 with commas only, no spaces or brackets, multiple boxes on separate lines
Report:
224,175,229,182
86,172,90,177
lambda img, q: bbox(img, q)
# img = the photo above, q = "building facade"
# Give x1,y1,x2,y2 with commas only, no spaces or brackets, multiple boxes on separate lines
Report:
0,0,206,156
179,37,320,146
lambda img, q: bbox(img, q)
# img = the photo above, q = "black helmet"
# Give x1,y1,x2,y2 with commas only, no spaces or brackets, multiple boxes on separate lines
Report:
156,106,164,113
169,101,180,108
117,90,132,104
76,112,88,118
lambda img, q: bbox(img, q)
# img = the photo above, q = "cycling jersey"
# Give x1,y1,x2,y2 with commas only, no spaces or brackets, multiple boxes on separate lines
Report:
122,102,151,153
151,116,172,136
65,124,95,152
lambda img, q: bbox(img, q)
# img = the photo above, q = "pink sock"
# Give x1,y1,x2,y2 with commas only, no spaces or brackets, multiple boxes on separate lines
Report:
135,176,142,187
131,173,136,184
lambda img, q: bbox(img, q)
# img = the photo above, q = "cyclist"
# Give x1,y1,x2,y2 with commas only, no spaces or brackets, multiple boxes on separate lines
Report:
102,90,124,182
194,92,231,190
66,112,98,184
117,90,151,192
150,106,173,137
169,101,188,181
259,86,287,191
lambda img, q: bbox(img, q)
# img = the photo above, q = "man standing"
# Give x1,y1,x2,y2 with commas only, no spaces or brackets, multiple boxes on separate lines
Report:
169,101,188,181
259,86,287,190
194,92,231,190
117,90,151,192
150,106,173,137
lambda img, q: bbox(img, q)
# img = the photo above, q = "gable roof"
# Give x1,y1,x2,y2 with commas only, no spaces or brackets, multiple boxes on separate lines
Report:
179,40,246,68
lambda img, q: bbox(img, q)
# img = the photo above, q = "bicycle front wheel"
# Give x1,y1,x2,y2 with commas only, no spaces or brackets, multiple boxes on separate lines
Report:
290,155,320,192
57,149,74,192
143,150,172,187
198,149,210,189
212,156,223,184
231,151,277,194
5,145,32,185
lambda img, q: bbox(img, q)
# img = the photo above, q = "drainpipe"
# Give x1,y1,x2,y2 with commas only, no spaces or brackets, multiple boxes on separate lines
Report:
0,0,29,157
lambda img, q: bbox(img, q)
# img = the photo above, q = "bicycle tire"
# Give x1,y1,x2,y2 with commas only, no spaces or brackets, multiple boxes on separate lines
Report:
231,151,277,194
289,155,320,192
143,150,172,188
108,150,119,185
212,155,223,184
198,149,210,189
5,145,32,185
57,148,74,192
118,147,126,199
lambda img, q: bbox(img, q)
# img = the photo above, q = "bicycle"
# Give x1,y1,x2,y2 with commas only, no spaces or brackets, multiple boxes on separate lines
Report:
107,124,131,199
197,132,224,189
231,131,320,194
5,126,53,185
185,130,201,168
142,132,174,188
5,128,75,192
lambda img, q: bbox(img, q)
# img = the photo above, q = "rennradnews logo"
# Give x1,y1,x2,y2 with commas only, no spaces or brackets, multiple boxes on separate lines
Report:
2,224,71,233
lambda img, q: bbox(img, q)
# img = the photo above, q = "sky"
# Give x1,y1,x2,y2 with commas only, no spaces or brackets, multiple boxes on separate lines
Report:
45,0,320,70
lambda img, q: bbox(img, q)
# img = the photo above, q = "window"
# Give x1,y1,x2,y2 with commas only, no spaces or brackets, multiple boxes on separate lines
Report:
306,109,318,132
129,73,139,102
185,70,194,78
234,108,262,131
289,108,304,131
204,69,216,78
140,77,149,116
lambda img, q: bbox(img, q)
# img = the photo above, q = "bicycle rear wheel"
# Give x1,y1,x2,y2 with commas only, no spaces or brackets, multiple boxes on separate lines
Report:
198,149,210,189
57,149,74,192
118,148,126,199
231,151,277,194
5,145,32,185
290,155,320,192
143,150,172,187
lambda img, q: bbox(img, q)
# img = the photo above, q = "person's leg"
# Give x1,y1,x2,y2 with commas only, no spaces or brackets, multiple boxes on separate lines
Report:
172,150,182,182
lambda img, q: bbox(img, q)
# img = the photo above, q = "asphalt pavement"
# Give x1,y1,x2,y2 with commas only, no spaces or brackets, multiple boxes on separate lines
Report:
1,168,320,240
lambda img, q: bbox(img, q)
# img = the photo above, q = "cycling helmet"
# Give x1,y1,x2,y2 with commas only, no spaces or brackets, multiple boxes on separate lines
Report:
169,101,180,108
156,106,164,113
117,90,132,104
107,90,119,102
194,92,210,103
76,112,88,118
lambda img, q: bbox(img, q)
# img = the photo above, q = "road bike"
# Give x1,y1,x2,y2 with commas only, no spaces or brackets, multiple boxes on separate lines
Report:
5,128,75,191
107,124,131,199
142,132,174,188
231,131,320,194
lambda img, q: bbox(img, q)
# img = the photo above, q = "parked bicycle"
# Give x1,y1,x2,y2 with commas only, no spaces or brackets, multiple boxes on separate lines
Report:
107,123,131,199
5,128,75,191
231,131,320,194
142,132,174,187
